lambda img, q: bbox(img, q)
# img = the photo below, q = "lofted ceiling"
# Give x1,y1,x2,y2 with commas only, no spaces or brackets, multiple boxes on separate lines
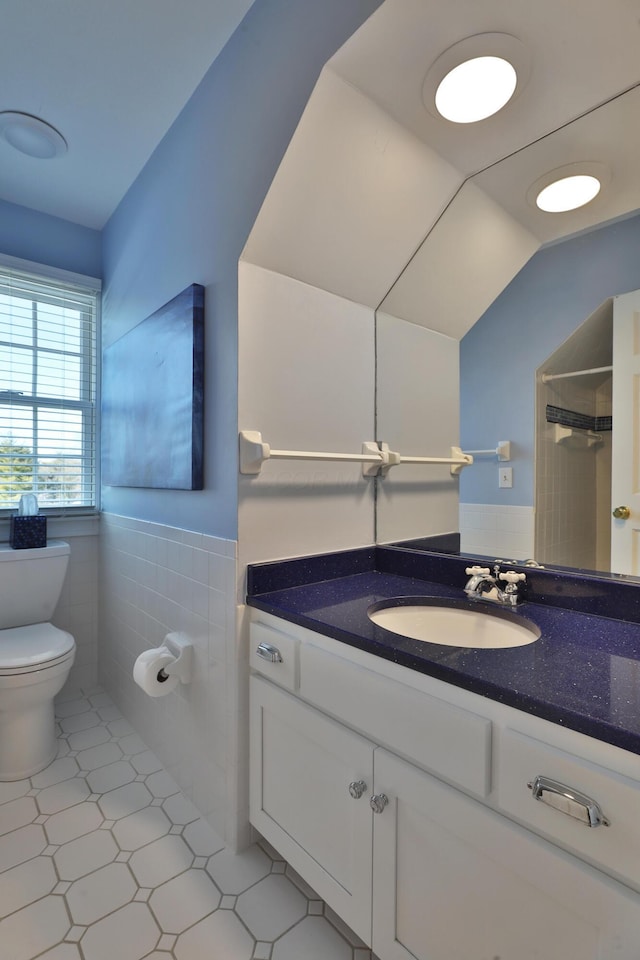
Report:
0,0,256,230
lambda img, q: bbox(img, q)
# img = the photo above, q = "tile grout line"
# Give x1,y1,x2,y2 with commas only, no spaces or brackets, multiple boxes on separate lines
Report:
0,686,369,960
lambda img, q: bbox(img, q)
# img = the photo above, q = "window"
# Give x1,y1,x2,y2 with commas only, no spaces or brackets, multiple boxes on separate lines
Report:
0,258,99,512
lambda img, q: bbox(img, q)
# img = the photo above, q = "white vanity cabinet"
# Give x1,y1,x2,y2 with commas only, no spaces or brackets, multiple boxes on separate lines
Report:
249,613,640,959
250,675,375,941
373,748,639,960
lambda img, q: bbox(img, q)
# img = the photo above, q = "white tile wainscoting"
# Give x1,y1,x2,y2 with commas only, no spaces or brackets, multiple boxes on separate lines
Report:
0,688,373,960
98,514,243,849
459,503,535,561
53,529,100,693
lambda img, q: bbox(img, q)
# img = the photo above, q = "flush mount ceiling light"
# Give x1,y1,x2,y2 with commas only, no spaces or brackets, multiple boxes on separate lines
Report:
0,111,67,159
435,57,517,123
423,33,531,124
528,163,610,213
536,175,601,212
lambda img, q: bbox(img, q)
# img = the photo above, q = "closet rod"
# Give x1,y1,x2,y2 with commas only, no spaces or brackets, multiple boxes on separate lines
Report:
541,365,612,383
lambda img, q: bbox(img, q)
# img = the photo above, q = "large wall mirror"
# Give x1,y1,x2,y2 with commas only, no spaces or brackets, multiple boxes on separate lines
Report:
375,81,640,580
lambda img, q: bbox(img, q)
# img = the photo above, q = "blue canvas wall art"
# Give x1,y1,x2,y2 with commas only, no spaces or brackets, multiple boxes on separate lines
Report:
102,284,204,489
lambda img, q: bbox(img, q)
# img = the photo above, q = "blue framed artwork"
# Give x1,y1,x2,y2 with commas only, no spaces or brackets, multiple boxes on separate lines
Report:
102,283,204,489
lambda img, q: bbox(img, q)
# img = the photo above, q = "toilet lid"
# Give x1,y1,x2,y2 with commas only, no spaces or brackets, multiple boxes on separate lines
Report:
0,623,75,671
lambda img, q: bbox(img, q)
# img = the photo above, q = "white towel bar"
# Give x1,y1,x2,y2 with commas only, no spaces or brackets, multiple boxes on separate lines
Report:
239,431,474,477
463,441,511,461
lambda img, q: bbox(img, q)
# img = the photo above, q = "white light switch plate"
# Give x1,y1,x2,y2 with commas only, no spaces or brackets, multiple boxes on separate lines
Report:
499,467,513,488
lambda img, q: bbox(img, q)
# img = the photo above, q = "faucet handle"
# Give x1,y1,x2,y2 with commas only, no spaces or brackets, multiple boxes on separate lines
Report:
499,571,526,584
465,566,491,576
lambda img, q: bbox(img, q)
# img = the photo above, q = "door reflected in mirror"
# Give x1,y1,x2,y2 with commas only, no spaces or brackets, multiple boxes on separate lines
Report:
375,208,640,579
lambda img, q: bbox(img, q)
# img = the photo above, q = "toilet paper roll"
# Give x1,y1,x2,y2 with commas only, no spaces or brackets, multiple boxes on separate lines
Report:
133,646,179,697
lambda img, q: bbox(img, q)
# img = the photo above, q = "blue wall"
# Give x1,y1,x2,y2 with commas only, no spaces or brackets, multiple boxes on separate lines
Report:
460,211,640,506
101,0,381,539
0,198,101,278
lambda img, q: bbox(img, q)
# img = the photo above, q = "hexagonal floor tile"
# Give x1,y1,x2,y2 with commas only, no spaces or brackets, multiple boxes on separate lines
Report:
236,874,308,942
271,916,354,960
206,844,272,895
55,738,71,759
36,777,91,815
88,692,114,709
112,806,171,852
0,824,46,872
79,902,160,960
67,862,137,925
107,719,134,738
0,894,70,960
0,779,30,805
54,829,118,881
182,818,224,857
144,770,179,798
0,795,38,836
76,742,123,771
97,703,123,722
130,750,163,775
98,782,153,820
161,793,200,826
45,801,103,845
31,757,80,790
175,910,254,960
149,869,221,933
66,726,112,752
35,944,82,960
0,856,57,918
86,760,137,795
59,711,102,734
117,733,147,757
129,835,193,888
55,697,93,719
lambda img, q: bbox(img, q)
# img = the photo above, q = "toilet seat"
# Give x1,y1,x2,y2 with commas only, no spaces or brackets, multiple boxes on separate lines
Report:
0,623,75,676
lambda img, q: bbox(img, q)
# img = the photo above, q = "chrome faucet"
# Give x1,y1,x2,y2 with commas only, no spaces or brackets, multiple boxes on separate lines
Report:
464,565,526,607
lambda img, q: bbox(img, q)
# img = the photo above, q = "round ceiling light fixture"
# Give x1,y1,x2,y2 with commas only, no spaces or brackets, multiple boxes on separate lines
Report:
0,111,67,159
536,175,601,212
435,56,517,123
528,163,609,214
423,33,531,124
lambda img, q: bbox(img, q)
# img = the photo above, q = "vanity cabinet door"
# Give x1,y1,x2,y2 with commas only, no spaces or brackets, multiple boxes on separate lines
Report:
372,748,640,960
250,676,374,943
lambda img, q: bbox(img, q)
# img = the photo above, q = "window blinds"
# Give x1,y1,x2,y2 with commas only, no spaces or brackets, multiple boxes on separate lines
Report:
0,264,98,511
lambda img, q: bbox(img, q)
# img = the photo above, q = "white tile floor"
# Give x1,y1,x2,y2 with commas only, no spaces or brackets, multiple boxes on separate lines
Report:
0,687,373,960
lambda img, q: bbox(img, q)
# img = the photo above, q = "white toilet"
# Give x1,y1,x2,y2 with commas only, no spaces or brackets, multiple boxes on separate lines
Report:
0,539,76,781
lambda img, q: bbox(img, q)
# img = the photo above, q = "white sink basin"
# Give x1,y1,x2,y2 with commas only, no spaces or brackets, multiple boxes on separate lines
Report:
368,598,540,649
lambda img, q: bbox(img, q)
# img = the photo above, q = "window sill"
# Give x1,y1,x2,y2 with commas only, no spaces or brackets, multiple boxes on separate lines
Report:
0,513,100,542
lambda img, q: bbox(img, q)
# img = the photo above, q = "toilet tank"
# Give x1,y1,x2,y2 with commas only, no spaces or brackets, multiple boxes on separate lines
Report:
0,539,70,628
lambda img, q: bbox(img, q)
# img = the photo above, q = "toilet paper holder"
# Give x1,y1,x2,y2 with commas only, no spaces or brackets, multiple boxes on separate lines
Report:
157,632,193,685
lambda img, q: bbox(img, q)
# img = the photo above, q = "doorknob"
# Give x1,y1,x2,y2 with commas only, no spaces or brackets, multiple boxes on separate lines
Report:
613,506,631,520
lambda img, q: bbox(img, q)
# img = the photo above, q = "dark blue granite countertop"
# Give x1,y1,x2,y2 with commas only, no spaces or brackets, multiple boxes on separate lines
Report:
247,547,640,756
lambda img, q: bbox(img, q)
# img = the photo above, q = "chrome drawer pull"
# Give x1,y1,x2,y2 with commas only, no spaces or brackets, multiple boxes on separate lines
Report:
527,776,610,827
348,780,367,799
369,793,389,814
256,641,283,663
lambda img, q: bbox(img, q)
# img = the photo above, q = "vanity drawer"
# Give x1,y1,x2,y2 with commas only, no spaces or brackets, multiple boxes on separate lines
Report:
250,621,299,692
299,642,491,797
497,729,640,892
